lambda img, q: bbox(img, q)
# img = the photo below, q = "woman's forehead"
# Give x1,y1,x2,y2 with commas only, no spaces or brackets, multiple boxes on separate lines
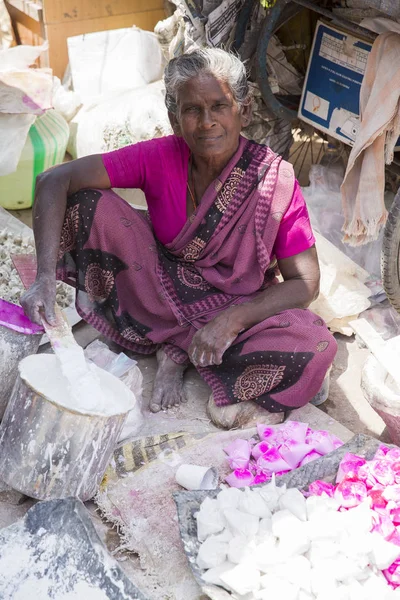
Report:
178,73,233,104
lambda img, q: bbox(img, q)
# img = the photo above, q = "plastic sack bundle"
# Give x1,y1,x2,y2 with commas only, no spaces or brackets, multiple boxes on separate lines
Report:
68,80,172,159
309,231,371,335
0,43,53,177
303,163,383,279
84,340,144,443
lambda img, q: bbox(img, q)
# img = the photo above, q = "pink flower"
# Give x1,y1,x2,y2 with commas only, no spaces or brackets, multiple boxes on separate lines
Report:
299,450,322,467
334,479,367,508
251,441,271,461
257,447,291,474
308,480,335,497
224,439,251,470
279,441,313,469
225,468,255,488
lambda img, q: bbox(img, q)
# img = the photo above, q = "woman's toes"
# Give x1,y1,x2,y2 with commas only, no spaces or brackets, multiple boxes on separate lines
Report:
149,400,162,413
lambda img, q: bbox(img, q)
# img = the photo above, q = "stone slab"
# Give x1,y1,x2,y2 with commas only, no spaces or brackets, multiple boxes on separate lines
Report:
0,497,148,599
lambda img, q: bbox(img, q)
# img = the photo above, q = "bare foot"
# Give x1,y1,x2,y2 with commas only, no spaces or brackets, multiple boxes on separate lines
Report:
149,349,187,412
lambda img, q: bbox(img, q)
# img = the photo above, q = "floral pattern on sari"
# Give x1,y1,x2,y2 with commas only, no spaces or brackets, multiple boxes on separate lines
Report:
59,204,80,258
233,364,286,401
85,263,115,301
215,167,244,213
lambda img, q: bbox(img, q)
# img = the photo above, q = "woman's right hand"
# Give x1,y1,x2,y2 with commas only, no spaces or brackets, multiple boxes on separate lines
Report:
20,274,57,326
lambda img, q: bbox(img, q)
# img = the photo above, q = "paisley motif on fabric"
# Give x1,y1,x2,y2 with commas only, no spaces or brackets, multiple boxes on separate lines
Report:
316,341,329,352
313,318,324,327
121,326,153,346
58,205,79,257
177,264,211,290
233,364,286,401
181,236,207,262
215,167,244,213
120,217,133,227
85,263,115,301
272,211,283,222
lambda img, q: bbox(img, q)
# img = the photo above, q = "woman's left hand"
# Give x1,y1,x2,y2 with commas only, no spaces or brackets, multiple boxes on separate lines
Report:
188,308,243,367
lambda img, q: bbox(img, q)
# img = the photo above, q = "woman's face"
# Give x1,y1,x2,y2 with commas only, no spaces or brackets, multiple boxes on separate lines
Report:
170,72,251,161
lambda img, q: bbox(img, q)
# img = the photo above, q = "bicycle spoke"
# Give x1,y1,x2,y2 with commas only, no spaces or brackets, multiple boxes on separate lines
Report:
286,16,308,76
298,135,310,178
289,139,307,161
310,135,314,165
315,139,325,164
267,51,301,78
292,140,307,170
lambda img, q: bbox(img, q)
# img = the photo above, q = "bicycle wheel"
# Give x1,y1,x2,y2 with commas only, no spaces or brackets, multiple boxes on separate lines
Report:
382,187,400,313
256,0,314,122
289,125,329,185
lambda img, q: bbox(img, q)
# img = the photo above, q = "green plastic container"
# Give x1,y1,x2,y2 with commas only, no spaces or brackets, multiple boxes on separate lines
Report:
0,110,69,210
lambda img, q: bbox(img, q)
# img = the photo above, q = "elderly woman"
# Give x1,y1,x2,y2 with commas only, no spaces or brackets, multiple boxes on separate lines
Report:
21,48,337,429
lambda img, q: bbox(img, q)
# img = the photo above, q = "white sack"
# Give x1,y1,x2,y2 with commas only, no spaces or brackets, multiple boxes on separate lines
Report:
0,43,52,175
67,27,165,105
68,80,172,158
0,113,35,176
310,232,371,334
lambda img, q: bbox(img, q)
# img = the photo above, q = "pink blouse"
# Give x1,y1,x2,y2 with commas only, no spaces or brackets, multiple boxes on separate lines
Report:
102,135,315,259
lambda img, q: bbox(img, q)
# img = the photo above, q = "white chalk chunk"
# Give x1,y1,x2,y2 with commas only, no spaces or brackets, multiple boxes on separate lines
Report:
195,497,225,541
196,536,228,570
220,563,261,596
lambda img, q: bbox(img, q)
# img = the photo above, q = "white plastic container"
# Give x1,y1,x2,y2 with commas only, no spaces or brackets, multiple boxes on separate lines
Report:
0,354,136,501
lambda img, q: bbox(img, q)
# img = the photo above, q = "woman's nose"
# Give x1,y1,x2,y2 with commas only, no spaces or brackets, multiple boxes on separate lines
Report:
200,109,216,129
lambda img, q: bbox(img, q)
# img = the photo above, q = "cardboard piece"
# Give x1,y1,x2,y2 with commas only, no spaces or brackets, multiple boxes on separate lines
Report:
298,20,400,149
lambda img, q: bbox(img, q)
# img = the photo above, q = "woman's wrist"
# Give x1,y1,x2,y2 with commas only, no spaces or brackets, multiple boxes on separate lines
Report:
228,304,252,333
36,269,56,282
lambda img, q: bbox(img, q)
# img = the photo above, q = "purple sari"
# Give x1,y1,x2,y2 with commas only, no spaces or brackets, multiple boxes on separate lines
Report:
57,139,336,412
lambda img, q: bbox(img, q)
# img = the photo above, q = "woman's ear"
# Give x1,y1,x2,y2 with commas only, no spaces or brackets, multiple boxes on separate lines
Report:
168,111,182,136
240,98,253,128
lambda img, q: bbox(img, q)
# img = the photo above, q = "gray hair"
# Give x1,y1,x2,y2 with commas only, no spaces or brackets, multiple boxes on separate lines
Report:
164,48,249,115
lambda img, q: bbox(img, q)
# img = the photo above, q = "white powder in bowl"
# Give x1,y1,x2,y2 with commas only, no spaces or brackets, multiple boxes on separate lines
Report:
19,354,135,417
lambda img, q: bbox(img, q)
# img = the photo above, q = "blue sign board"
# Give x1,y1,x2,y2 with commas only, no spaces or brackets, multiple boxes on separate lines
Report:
299,21,374,146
